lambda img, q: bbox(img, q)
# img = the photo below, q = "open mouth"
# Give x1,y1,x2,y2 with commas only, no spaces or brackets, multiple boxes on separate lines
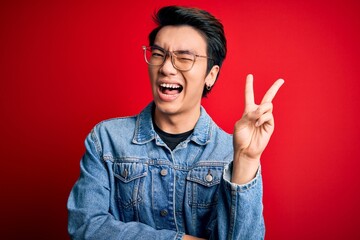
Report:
159,83,183,95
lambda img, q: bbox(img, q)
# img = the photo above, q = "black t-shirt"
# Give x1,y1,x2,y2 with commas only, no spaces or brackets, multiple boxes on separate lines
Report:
153,122,194,151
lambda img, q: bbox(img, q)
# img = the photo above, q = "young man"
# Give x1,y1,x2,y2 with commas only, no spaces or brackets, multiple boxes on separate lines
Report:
67,6,284,240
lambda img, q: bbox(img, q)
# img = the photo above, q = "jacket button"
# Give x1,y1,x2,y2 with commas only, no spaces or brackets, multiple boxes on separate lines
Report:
160,169,168,176
205,173,213,183
160,209,168,216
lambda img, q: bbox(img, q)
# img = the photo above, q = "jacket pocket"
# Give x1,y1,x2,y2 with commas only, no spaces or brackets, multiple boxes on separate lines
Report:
186,166,223,208
113,162,148,209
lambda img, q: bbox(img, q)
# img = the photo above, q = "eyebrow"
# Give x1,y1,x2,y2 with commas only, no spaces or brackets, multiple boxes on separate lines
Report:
152,44,195,54
152,44,164,50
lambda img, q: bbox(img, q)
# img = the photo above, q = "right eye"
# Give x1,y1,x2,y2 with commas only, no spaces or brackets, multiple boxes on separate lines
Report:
151,52,164,58
151,49,165,58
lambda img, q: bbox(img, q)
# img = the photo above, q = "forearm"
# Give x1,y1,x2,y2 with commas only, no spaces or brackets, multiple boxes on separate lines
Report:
68,178,182,240
68,210,182,240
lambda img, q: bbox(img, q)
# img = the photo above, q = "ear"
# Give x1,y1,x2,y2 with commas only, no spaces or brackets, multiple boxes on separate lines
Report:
205,65,220,87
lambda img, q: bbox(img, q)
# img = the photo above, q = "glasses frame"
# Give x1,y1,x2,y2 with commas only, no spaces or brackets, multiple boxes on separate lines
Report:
142,45,213,72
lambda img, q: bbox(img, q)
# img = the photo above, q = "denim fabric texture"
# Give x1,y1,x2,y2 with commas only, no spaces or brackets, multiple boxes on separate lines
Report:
67,103,265,239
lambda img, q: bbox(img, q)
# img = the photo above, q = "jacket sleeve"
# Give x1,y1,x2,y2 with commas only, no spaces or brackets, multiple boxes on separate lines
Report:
67,129,184,240
209,162,265,240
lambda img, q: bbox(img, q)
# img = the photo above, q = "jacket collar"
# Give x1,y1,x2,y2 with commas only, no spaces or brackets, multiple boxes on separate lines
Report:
132,102,213,145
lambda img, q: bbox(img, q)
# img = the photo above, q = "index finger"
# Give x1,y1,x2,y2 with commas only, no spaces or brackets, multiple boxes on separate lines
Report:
261,79,285,104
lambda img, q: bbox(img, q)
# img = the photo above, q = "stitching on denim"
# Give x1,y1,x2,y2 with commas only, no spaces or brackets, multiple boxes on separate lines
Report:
172,168,180,232
228,190,237,240
90,128,102,157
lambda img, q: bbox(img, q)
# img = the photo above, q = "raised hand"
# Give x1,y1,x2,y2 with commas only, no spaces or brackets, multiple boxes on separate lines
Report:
232,74,284,184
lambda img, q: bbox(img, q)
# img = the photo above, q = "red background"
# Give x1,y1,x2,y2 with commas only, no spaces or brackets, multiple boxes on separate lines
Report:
1,0,360,239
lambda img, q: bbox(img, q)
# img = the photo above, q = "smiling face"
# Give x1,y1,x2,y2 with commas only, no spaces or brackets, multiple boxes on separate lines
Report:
149,25,219,126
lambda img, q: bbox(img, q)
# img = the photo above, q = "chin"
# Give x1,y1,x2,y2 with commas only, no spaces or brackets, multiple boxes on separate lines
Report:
154,100,182,116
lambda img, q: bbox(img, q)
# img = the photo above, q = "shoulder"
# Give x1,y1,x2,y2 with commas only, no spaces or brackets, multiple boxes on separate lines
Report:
96,115,137,130
92,115,138,138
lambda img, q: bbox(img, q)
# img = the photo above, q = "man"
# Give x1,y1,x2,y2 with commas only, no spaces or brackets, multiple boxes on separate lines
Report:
67,5,284,240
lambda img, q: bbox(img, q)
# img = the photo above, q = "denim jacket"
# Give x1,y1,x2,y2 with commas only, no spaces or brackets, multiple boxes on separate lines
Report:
67,103,265,240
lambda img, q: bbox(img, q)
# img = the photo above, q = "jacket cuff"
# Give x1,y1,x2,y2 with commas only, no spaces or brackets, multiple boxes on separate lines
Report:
223,162,261,192
176,232,185,240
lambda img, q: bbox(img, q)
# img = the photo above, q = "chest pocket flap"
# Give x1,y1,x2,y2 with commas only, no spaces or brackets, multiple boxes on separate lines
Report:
186,166,223,187
114,162,148,183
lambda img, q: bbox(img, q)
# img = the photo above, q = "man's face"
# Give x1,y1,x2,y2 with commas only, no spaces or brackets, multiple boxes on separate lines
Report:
148,25,218,118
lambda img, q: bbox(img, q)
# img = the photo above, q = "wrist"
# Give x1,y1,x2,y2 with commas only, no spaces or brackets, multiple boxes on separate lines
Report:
231,152,260,184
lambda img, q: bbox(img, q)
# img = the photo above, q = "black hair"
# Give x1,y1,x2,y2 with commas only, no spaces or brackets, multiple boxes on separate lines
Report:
148,6,227,97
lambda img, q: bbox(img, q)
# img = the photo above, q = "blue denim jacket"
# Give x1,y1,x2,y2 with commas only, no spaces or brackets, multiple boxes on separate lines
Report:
67,103,264,240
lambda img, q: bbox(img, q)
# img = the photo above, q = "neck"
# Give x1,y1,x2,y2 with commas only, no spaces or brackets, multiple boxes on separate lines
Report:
153,106,200,134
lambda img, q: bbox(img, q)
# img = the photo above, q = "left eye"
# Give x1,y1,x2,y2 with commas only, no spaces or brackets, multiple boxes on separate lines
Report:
176,54,193,61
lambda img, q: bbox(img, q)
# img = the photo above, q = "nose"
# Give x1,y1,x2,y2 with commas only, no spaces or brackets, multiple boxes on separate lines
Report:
160,53,177,75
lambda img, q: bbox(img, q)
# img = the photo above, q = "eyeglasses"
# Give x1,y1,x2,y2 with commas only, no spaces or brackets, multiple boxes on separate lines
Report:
142,46,213,72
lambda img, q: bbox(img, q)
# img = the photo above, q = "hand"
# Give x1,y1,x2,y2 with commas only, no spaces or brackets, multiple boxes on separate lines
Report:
183,234,206,240
232,74,284,184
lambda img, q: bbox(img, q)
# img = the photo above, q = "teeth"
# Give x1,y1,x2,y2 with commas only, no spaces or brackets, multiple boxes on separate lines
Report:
160,83,181,89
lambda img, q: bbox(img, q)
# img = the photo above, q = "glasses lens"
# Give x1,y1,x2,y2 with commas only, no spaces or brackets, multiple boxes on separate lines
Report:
143,46,196,71
145,47,165,66
173,51,195,71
